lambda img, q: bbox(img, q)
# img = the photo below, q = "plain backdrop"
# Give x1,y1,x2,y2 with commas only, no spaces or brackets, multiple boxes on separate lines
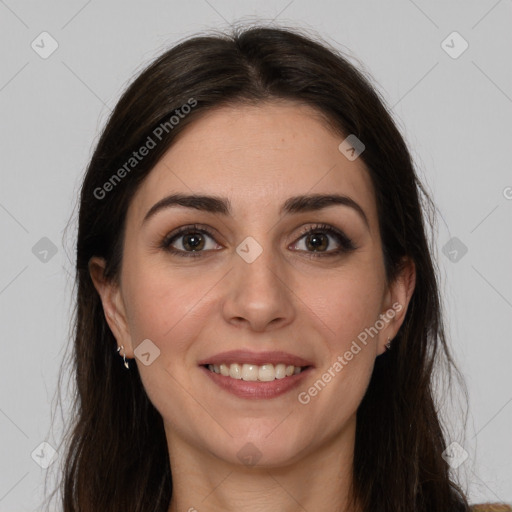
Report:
0,1,511,510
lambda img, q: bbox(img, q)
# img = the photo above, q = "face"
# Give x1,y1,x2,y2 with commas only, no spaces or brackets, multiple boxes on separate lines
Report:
90,100,414,469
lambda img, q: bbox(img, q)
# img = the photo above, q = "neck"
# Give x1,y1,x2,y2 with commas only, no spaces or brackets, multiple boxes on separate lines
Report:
166,417,359,512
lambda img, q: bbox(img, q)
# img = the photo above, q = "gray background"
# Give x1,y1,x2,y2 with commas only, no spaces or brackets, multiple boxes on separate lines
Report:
1,0,511,510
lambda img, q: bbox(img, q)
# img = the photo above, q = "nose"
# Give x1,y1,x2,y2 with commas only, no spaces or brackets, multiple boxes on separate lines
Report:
221,241,296,332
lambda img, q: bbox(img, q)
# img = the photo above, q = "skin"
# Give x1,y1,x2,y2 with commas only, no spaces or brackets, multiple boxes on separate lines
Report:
90,100,416,512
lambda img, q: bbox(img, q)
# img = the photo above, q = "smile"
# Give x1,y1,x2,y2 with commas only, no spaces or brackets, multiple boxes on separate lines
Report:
205,363,307,381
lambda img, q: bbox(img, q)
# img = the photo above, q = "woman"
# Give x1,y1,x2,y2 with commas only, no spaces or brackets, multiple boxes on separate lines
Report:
50,24,510,512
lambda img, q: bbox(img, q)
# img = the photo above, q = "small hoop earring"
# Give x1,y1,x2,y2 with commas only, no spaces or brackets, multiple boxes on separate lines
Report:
385,337,392,351
117,345,130,369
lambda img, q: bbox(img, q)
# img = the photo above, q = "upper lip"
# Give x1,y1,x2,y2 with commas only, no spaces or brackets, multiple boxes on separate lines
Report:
198,350,314,367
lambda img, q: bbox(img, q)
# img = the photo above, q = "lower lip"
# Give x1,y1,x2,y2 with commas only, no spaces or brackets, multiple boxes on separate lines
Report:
199,365,313,399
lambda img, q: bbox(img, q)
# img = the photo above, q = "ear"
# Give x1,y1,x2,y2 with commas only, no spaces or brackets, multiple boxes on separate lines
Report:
378,257,416,355
88,256,134,357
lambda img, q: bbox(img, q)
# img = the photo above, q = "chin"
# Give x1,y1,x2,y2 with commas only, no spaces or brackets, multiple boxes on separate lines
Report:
211,426,313,469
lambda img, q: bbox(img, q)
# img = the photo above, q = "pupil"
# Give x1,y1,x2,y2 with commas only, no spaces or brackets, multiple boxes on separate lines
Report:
307,233,327,251
184,233,204,251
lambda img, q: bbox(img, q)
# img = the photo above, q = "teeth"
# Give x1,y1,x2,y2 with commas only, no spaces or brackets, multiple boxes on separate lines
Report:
258,364,275,382
207,363,305,381
229,363,242,379
242,363,259,381
275,364,286,379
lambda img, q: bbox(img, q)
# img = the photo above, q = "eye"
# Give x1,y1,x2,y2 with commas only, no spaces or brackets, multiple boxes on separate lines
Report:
290,223,357,258
159,222,357,259
160,224,221,258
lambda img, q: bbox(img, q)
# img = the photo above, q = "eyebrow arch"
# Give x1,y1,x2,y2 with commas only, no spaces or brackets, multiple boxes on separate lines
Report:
142,193,369,228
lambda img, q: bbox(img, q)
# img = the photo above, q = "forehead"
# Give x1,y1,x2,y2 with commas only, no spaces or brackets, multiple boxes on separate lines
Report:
127,101,378,229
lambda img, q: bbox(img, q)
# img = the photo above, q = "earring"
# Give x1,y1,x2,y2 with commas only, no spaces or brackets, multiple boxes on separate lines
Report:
117,345,130,369
385,337,392,351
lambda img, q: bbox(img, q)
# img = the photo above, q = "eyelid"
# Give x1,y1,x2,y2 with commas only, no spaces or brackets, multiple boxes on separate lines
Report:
160,222,357,257
292,223,357,253
159,224,220,254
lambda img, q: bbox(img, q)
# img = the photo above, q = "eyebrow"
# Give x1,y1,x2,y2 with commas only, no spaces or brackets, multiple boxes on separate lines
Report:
142,193,369,228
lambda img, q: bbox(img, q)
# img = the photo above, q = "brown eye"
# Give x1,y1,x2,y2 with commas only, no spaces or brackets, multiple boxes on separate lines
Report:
291,223,357,257
178,232,206,251
304,232,329,252
160,223,356,259
160,224,221,258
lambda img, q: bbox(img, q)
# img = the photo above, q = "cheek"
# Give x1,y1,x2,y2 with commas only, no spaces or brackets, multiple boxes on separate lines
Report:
121,267,215,420
126,279,194,343
122,257,222,358
294,275,381,428
298,269,384,349
123,247,384,356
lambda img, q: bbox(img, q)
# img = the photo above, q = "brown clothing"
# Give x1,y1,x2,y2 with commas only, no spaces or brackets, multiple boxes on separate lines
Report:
471,504,512,512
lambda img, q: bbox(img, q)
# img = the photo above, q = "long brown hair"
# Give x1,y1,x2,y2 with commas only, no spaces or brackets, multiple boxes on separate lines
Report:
46,23,471,511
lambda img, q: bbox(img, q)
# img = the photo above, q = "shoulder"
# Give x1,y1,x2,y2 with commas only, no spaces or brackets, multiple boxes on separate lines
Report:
471,504,512,512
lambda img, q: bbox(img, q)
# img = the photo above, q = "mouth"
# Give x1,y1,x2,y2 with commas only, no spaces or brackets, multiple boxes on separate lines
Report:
202,362,311,381
202,363,311,382
198,350,314,399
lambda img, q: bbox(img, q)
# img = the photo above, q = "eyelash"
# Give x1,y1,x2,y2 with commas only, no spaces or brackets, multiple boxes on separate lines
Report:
159,223,357,259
